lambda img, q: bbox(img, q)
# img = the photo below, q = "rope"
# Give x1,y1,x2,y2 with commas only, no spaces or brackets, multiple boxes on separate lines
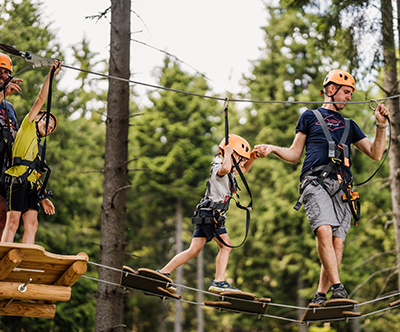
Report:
61,64,400,106
358,291,400,307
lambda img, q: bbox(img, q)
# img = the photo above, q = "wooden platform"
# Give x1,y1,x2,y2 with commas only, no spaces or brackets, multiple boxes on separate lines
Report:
204,290,271,315
0,243,88,319
302,299,362,323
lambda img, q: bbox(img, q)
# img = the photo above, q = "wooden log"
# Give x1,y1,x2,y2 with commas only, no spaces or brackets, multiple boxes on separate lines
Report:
0,249,24,280
53,260,87,287
0,282,71,302
0,300,56,319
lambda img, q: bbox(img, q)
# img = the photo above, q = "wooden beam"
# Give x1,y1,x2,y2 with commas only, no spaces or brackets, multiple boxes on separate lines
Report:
53,260,87,287
0,282,71,302
0,249,24,280
0,300,56,319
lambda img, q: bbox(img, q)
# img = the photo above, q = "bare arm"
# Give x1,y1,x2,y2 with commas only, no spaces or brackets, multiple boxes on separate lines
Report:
217,145,234,176
29,60,61,123
354,103,390,161
254,131,306,164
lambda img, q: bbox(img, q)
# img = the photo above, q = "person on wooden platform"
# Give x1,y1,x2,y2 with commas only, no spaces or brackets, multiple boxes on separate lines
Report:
1,60,60,244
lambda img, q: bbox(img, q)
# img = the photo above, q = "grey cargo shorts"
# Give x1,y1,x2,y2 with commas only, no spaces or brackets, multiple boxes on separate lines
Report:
300,177,351,242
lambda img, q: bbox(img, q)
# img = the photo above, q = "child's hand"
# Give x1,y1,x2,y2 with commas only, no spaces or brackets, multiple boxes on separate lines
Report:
41,198,55,215
250,149,261,159
51,59,61,75
224,145,234,155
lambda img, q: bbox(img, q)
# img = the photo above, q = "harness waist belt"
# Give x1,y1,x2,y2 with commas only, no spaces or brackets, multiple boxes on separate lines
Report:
191,217,213,225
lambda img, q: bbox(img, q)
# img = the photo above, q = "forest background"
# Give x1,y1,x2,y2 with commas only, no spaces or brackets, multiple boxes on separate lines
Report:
0,0,399,331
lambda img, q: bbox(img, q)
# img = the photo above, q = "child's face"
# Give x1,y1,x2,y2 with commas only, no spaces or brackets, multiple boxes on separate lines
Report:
36,115,56,137
232,152,248,168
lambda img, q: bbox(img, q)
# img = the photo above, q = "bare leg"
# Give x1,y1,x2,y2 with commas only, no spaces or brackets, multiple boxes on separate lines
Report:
21,209,39,244
160,237,207,274
213,234,232,281
1,210,22,242
0,195,7,239
315,225,343,293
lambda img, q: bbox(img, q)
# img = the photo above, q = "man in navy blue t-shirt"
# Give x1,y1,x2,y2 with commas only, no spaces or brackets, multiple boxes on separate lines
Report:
255,69,389,305
0,53,22,239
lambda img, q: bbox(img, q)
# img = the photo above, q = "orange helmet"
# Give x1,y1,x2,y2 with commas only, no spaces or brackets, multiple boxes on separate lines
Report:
0,53,13,73
323,69,355,90
37,111,58,135
219,134,251,159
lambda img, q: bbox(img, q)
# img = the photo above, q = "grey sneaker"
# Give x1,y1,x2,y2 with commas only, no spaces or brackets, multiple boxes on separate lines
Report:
208,280,240,293
311,292,327,305
331,284,348,299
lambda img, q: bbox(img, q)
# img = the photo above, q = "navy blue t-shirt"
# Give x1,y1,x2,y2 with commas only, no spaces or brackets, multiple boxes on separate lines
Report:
0,100,19,134
296,107,365,180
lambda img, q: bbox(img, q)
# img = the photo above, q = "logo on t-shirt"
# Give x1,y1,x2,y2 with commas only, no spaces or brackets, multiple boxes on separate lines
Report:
315,114,345,132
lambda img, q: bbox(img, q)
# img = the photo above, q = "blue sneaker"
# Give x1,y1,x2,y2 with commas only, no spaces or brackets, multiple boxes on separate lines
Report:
156,269,171,278
208,280,240,293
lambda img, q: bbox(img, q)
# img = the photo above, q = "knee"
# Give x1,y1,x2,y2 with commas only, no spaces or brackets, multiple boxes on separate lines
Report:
186,244,202,258
24,219,38,232
221,245,232,254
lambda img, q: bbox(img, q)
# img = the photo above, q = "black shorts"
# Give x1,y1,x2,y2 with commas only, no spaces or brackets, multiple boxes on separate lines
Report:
6,181,40,213
192,209,227,242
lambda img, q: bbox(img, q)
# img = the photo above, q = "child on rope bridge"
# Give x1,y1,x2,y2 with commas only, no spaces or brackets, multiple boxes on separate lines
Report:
158,134,258,293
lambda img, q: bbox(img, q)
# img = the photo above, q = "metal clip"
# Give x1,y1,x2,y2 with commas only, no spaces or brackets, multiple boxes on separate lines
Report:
224,97,229,110
369,99,379,111
24,52,55,69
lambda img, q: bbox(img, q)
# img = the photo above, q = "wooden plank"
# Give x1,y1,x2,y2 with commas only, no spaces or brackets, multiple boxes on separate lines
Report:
302,299,361,322
204,292,271,315
53,260,87,287
0,243,88,285
0,249,24,280
120,266,180,300
389,299,400,307
0,300,56,319
0,282,71,302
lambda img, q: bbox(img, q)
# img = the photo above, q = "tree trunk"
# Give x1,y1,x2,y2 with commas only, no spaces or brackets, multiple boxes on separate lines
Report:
297,276,308,332
197,249,204,332
174,198,183,332
94,1,131,331
382,0,400,291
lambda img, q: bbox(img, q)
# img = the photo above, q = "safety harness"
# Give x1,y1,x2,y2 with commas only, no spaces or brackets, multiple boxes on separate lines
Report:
294,109,361,225
191,157,252,248
0,101,15,172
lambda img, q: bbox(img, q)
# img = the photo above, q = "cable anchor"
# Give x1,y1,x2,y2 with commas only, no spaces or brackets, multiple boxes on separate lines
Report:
18,278,32,293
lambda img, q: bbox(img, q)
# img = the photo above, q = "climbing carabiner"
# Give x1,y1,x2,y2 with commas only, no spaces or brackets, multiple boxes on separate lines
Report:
224,97,229,110
369,99,379,111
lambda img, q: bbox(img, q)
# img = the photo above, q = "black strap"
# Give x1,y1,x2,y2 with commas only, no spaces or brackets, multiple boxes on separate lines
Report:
312,109,350,163
355,116,391,186
37,66,56,196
